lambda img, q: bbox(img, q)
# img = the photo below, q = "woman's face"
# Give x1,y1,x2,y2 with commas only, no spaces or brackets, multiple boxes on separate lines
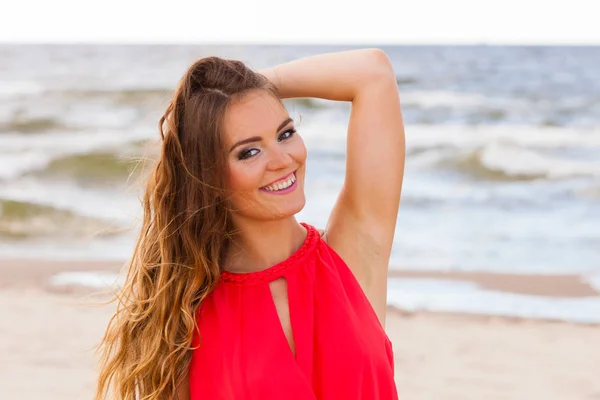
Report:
223,90,307,222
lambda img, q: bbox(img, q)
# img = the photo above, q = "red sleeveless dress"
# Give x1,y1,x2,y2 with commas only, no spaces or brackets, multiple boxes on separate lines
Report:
189,223,398,399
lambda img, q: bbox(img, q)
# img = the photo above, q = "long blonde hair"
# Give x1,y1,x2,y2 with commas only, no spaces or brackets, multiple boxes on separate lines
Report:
95,57,278,399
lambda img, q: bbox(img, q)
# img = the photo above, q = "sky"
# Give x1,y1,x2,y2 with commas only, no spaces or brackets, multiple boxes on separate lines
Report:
1,0,598,44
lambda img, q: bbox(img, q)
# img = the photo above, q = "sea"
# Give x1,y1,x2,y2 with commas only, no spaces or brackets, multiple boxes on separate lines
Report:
1,45,599,323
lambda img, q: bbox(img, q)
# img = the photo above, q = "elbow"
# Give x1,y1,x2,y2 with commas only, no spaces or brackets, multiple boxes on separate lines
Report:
362,48,396,85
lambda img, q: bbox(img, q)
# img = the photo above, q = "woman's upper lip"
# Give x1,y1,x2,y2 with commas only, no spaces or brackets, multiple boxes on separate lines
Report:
262,171,295,187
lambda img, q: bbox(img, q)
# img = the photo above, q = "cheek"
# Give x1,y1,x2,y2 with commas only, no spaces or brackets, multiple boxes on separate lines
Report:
227,163,263,193
293,137,308,164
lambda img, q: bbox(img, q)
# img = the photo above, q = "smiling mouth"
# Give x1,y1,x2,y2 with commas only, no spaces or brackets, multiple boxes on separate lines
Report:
259,171,297,192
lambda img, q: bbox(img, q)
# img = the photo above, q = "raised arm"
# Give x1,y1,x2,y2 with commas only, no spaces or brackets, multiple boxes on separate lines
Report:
261,49,405,327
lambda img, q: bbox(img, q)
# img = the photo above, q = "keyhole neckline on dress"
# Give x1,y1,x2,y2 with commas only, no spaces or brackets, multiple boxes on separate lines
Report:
220,222,318,285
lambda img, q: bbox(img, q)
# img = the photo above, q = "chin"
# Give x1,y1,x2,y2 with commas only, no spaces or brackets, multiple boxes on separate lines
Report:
258,191,306,220
271,196,306,220
232,187,306,221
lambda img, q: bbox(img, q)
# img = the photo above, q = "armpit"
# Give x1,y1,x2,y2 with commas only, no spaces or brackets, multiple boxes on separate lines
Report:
317,229,328,243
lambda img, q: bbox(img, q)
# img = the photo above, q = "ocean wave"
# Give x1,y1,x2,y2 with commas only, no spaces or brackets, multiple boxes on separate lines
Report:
387,278,600,324
437,143,600,182
9,85,339,113
0,176,141,223
405,125,600,150
402,90,489,109
0,151,55,181
0,86,175,107
58,88,174,106
399,92,600,126
300,123,600,183
0,116,67,134
0,199,121,239
35,150,149,184
0,130,157,180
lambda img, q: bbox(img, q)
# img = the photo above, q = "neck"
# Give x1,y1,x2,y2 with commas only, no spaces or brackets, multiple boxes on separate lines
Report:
224,216,307,274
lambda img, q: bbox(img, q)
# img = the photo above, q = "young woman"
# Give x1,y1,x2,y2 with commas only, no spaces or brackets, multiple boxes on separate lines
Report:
96,49,405,399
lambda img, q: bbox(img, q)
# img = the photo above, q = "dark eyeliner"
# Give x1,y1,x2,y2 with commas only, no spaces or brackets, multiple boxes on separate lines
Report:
238,148,259,160
278,128,296,141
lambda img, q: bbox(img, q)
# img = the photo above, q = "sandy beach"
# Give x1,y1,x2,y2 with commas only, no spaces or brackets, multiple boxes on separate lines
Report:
1,259,599,400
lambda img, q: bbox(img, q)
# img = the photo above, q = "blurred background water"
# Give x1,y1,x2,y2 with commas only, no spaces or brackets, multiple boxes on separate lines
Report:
1,44,599,285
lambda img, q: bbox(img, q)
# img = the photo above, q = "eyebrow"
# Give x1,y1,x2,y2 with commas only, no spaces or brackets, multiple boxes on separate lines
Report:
229,117,294,153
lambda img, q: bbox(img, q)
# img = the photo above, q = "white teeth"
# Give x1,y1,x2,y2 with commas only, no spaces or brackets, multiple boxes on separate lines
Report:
263,174,296,191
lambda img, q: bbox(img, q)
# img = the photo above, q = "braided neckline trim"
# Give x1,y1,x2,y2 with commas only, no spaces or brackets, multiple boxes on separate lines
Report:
220,222,317,285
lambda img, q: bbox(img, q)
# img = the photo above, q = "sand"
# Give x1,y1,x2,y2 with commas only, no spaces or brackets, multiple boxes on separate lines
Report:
1,259,599,400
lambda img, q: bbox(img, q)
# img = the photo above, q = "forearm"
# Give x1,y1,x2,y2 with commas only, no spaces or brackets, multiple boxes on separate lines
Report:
259,49,395,102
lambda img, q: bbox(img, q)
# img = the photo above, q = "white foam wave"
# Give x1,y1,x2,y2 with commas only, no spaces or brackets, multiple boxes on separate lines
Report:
400,125,600,180
407,142,600,182
462,142,600,180
0,80,44,98
387,278,600,324
585,273,600,293
405,125,600,150
402,90,489,109
0,128,154,179
298,122,600,181
0,151,55,181
0,128,152,154
0,176,140,222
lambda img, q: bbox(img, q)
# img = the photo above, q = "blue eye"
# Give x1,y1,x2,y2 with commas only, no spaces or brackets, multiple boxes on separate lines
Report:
238,148,260,160
278,128,296,142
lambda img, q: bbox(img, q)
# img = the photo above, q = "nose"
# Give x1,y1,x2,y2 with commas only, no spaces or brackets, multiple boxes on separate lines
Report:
266,146,293,171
